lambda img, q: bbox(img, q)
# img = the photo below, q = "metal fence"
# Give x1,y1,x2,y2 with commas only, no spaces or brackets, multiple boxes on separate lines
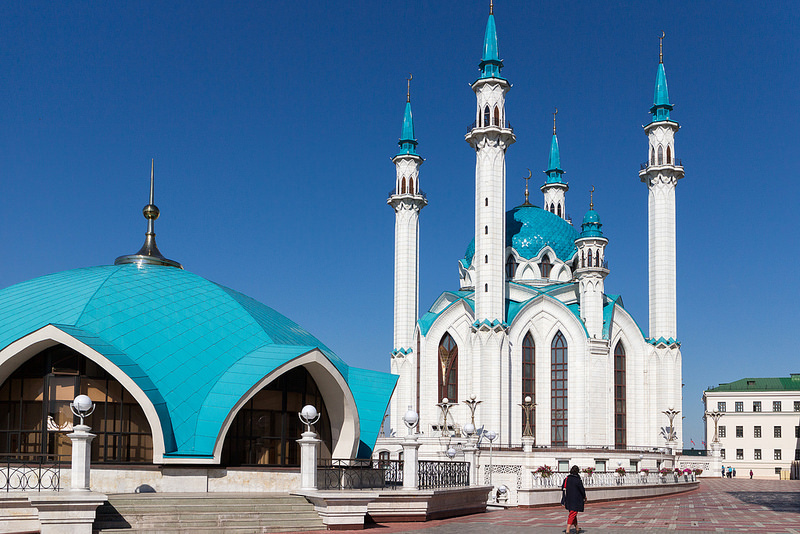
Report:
317,459,404,490
530,471,695,489
418,460,469,489
317,458,470,490
0,454,63,492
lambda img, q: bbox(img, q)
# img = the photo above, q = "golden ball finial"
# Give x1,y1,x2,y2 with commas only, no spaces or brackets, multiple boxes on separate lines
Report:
143,203,160,221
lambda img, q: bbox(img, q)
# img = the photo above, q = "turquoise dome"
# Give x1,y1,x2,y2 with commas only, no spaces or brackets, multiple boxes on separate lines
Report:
580,209,604,238
0,263,394,458
464,205,578,266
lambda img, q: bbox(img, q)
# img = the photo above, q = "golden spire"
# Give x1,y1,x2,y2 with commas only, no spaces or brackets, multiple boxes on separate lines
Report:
490,0,493,15
523,169,532,205
590,185,595,210
659,31,665,64
407,73,412,103
553,107,558,135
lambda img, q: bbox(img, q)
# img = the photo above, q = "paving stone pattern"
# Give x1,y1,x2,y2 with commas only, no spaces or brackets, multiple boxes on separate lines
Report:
295,478,800,534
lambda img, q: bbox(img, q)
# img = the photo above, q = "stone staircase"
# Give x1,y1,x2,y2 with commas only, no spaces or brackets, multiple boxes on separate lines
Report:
93,493,326,533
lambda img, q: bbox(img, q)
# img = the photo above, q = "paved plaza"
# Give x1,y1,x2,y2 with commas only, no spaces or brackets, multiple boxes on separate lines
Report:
300,478,800,533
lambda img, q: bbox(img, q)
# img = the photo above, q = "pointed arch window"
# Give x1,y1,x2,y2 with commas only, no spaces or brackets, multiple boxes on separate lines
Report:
522,333,535,436
485,255,488,264
657,145,664,165
493,106,500,126
485,198,488,207
587,249,593,267
506,255,517,278
409,177,414,194
581,251,585,268
650,146,655,165
557,203,562,218
614,341,627,449
401,177,406,194
550,203,555,214
540,254,552,279
551,331,568,447
666,145,672,164
483,106,491,127
595,250,601,267
485,226,488,235
438,333,458,402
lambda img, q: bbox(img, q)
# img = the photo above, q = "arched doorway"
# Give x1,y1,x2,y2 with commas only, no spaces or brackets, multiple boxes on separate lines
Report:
221,366,333,466
0,344,153,462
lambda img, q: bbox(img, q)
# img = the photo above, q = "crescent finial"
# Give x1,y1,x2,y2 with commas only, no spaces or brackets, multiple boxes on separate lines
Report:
407,73,412,102
659,31,665,63
590,185,595,210
523,168,531,205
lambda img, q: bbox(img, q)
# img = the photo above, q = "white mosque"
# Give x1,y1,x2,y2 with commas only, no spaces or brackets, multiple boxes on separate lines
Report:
375,5,685,484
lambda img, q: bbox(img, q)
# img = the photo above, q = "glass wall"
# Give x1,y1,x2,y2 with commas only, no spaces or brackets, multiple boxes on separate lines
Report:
0,344,153,462
221,366,332,466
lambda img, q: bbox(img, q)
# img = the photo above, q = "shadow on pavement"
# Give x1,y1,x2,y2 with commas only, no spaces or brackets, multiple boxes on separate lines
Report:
727,491,800,513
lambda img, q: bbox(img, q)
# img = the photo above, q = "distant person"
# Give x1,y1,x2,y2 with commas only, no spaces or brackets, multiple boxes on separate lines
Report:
721,465,725,478
561,465,587,534
750,469,753,479
727,466,732,478
733,468,736,477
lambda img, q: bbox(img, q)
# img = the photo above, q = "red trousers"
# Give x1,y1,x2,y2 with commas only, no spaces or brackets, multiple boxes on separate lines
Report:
567,511,579,524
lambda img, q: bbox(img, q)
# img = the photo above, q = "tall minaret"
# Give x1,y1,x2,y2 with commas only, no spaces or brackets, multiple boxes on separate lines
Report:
541,109,569,220
388,77,426,430
465,2,515,442
465,3,516,324
574,189,609,340
638,33,684,342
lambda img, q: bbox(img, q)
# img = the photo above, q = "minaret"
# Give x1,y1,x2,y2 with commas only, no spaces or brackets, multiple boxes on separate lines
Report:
541,109,569,220
465,3,516,324
464,2,515,443
115,159,183,269
638,33,684,342
574,188,608,339
388,77,426,430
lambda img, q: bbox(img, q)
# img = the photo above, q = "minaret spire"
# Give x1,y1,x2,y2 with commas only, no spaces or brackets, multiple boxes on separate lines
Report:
541,110,569,219
115,159,183,269
651,32,673,122
389,79,427,434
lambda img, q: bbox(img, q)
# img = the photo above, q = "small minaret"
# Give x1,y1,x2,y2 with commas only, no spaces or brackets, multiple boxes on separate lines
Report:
388,77,426,430
574,188,608,339
638,33,684,342
115,159,183,269
541,109,569,220
465,2,516,325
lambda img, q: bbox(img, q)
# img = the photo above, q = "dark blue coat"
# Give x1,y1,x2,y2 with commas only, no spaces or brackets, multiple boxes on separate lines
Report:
562,474,587,512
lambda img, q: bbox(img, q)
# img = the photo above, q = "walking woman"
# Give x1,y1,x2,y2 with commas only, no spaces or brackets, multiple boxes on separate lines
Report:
561,465,587,534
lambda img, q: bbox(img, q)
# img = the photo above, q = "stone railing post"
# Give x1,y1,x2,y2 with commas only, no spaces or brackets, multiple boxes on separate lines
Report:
521,435,534,453
67,425,96,491
463,443,480,486
401,436,421,490
298,431,320,490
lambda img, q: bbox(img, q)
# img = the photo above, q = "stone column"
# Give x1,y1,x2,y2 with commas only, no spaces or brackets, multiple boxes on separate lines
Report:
521,435,534,453
707,441,721,478
463,443,480,486
401,436,421,490
67,425,95,491
298,431,320,490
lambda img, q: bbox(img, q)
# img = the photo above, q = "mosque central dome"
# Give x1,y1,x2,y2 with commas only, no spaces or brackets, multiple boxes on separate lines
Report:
464,204,578,267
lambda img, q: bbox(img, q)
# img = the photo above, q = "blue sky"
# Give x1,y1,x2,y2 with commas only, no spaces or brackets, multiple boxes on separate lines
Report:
1,1,797,448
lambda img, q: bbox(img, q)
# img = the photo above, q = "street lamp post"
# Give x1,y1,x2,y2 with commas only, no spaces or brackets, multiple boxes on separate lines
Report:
402,407,421,490
484,430,497,486
68,395,96,491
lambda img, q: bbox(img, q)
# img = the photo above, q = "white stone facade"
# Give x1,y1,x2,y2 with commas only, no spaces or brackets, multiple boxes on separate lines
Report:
703,382,800,478
380,10,685,504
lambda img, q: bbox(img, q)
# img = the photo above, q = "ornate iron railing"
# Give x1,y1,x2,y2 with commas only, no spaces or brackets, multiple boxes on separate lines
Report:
0,454,63,492
317,459,403,490
466,120,514,134
387,188,427,199
418,460,469,489
640,158,683,170
530,471,695,488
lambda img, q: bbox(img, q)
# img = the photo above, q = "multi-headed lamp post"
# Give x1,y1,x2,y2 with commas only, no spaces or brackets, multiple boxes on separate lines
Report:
705,411,724,443
462,394,482,439
436,397,456,437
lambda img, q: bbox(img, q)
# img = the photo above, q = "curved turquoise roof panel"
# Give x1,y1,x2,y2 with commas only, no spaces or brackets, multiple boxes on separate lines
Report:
463,205,578,268
0,264,395,458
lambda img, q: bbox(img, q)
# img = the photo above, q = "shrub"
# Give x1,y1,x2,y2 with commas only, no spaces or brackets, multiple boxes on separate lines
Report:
535,465,553,477
582,467,596,475
693,468,703,475
615,467,626,475
640,468,650,474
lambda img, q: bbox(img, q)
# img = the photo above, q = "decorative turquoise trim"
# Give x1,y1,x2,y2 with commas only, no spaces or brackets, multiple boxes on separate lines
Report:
391,347,413,356
471,318,507,330
544,134,565,184
646,336,681,348
479,14,504,79
396,100,418,156
650,62,673,122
